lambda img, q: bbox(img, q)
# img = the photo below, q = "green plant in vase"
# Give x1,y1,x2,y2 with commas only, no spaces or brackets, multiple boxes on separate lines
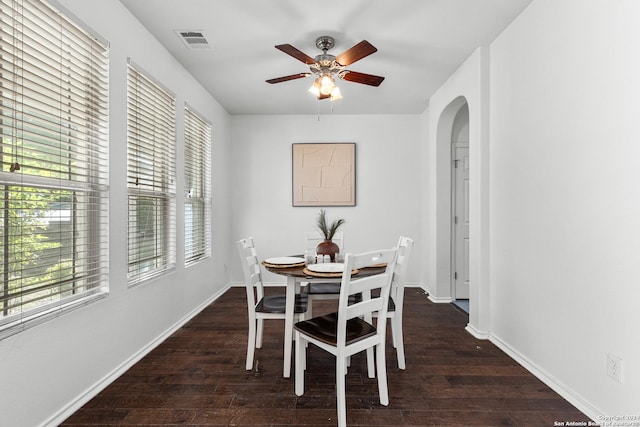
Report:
315,209,345,261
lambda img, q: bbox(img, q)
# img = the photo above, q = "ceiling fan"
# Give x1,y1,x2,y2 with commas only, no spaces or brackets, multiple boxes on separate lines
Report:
266,36,385,101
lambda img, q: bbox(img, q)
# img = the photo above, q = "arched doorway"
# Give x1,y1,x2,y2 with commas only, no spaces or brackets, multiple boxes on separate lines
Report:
431,95,468,308
451,103,469,312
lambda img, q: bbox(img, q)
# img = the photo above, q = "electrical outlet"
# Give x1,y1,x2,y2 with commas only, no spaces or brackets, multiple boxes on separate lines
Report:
607,353,623,382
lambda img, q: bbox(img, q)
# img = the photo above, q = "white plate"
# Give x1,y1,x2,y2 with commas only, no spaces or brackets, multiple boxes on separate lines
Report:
306,263,345,273
264,256,305,265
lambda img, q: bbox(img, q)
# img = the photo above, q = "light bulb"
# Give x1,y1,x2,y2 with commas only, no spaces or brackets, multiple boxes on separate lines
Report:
330,86,342,101
320,75,335,96
308,79,321,97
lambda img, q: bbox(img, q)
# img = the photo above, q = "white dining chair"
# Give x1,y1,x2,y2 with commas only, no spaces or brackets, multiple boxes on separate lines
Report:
374,235,414,369
303,231,344,318
294,248,398,427
236,237,308,370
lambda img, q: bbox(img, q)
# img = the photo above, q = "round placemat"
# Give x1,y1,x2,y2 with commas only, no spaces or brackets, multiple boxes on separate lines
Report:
262,261,305,269
303,267,359,277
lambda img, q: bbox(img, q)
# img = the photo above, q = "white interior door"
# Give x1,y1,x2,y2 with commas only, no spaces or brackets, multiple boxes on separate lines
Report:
453,144,470,299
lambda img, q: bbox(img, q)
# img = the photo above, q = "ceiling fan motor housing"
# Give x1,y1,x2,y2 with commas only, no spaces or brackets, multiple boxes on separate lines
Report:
312,37,344,77
315,36,335,52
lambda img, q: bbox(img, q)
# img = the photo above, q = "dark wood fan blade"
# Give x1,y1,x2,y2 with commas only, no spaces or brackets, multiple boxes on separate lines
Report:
275,44,316,64
335,40,377,66
341,71,385,87
266,73,309,84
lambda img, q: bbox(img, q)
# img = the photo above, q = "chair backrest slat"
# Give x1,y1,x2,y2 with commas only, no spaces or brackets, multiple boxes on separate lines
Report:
236,237,264,309
345,296,386,321
347,274,388,297
391,236,414,310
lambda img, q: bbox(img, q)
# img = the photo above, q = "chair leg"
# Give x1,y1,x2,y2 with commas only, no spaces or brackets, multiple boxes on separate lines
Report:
366,347,375,378
376,343,389,406
390,317,398,348
246,318,256,370
307,295,313,319
392,316,406,370
256,318,264,348
300,333,307,371
364,313,375,378
304,299,311,348
295,332,305,396
336,356,348,427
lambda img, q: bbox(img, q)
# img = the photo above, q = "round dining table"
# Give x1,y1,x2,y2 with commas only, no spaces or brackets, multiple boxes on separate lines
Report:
262,259,386,378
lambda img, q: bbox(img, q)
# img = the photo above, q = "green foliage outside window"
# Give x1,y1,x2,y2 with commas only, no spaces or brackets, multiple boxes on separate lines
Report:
0,137,79,316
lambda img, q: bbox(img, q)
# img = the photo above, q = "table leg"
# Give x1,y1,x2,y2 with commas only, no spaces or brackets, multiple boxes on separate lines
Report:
283,276,297,378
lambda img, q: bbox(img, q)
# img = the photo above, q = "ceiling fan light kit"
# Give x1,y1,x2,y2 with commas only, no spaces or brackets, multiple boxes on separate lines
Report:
267,35,384,102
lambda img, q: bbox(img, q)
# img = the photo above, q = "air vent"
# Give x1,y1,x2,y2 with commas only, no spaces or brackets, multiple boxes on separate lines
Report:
175,30,211,49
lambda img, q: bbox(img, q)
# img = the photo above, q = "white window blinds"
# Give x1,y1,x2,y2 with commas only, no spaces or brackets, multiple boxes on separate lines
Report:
184,105,211,266
0,0,109,337
126,60,176,285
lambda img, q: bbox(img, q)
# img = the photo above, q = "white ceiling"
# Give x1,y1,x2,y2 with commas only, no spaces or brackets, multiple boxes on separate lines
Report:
118,0,533,115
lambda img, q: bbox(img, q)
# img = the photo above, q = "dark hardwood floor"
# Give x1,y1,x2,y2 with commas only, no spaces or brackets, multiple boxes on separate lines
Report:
62,287,591,426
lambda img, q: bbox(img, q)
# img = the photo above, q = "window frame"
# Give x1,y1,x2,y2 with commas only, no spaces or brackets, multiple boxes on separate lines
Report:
126,59,176,286
184,104,211,266
0,0,110,339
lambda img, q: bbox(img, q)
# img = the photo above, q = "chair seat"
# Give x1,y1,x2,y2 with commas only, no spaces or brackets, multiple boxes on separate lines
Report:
294,312,376,346
305,282,341,295
256,294,308,314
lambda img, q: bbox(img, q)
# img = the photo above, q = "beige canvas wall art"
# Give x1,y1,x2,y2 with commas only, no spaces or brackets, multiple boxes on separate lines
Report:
292,143,356,206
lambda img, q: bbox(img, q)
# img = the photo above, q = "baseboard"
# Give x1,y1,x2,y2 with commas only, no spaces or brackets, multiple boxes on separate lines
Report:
428,294,453,303
43,284,232,427
419,283,452,303
489,334,603,422
465,323,489,340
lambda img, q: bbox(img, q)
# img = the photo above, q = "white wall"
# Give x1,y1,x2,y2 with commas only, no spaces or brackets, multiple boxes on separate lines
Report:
230,114,423,286
489,0,640,417
0,1,233,426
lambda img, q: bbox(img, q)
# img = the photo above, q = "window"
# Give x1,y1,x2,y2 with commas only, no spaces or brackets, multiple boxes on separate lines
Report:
0,0,109,337
126,60,176,285
184,105,211,265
